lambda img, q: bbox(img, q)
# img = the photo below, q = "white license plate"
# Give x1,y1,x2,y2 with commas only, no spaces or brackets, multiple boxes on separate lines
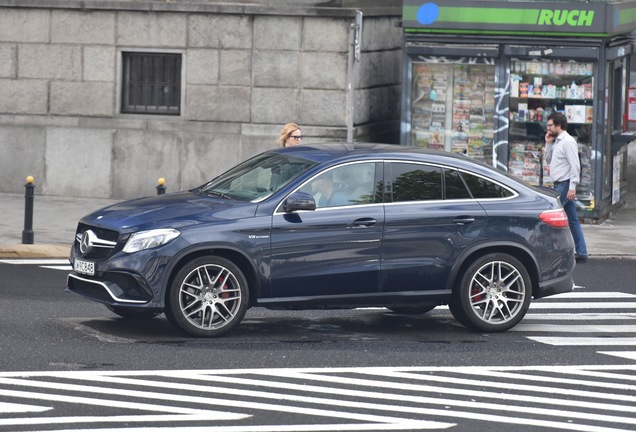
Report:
74,259,95,276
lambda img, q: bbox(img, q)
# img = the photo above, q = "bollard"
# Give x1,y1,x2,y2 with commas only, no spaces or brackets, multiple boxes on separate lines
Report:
156,177,166,195
22,176,35,244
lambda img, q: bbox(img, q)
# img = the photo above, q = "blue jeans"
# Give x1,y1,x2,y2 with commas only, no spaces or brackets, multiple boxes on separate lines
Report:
553,181,588,256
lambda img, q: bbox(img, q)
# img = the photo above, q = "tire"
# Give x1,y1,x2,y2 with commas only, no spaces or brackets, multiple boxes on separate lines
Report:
165,256,249,337
106,305,161,320
388,305,436,315
450,253,531,332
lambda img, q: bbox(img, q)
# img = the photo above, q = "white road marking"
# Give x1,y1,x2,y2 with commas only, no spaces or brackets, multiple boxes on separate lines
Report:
549,291,636,298
599,351,636,360
0,401,50,414
523,313,636,320
0,259,69,265
0,385,245,417
53,372,636,424
0,376,451,430
28,423,449,432
528,337,636,346
41,265,72,271
4,367,636,432
268,369,636,405
529,302,636,309
512,324,636,332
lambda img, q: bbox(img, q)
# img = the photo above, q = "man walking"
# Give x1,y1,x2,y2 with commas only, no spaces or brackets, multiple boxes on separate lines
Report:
544,112,588,262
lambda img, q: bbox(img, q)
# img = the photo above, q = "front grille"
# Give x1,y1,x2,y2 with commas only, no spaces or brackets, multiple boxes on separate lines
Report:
81,246,112,260
75,223,126,260
77,223,119,242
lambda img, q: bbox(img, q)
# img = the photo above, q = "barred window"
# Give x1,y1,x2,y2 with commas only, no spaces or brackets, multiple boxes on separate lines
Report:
121,52,181,115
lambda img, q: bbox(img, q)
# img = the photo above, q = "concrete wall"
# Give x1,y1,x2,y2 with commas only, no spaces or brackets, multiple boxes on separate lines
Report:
0,1,402,199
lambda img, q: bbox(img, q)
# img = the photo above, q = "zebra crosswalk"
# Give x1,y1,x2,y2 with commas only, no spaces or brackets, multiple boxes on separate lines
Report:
1,366,636,431
521,290,636,359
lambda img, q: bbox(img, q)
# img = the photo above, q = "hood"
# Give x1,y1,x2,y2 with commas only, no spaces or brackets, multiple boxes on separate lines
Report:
80,191,258,233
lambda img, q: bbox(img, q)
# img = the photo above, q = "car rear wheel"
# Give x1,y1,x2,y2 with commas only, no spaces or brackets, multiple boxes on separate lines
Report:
450,253,531,332
166,256,249,337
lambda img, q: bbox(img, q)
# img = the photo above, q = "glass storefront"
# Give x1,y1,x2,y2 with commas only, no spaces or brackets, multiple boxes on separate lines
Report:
405,57,597,209
401,0,636,221
508,59,595,207
410,63,495,163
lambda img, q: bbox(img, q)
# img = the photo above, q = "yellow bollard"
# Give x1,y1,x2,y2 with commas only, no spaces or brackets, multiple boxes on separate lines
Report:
156,177,166,195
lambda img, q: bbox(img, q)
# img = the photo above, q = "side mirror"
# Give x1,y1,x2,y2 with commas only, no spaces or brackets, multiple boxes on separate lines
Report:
283,191,316,212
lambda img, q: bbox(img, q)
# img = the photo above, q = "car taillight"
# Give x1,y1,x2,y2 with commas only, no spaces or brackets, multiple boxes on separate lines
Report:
539,209,569,228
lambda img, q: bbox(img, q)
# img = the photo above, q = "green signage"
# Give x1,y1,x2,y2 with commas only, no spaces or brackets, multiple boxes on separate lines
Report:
403,0,636,37
537,9,594,26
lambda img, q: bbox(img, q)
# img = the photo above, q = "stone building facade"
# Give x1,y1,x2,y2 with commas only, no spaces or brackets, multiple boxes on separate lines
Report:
0,0,402,199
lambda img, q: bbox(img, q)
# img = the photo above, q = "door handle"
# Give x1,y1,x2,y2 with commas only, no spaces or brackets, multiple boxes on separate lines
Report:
352,218,377,227
453,217,475,225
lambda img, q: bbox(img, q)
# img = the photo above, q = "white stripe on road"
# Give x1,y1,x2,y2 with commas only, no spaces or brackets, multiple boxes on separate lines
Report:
511,324,636,332
530,302,636,309
523,313,636,320
0,401,50,414
599,351,636,360
40,265,72,271
549,292,636,298
0,387,243,418
0,414,243,428
5,371,635,432
0,377,447,428
35,424,452,432
0,259,69,265
73,371,636,423
528,337,636,346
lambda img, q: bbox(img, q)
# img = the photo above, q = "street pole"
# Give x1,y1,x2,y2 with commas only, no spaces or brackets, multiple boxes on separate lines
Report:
22,175,35,244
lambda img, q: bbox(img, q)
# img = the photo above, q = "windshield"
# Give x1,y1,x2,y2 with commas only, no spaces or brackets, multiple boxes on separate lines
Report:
196,152,318,202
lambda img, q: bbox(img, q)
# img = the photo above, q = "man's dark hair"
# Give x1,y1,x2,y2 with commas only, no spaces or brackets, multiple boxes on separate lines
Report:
547,112,568,129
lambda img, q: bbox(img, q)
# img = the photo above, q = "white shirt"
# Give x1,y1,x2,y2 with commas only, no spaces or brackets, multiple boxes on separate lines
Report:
544,130,580,191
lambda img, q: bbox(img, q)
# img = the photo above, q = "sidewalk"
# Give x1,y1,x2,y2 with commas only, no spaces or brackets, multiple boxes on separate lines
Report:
1,192,635,259
0,193,119,259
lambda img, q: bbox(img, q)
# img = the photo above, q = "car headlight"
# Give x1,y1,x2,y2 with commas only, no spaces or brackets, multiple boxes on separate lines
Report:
123,229,181,253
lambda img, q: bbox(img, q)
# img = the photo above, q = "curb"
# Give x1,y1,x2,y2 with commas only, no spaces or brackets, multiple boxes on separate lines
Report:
0,244,71,259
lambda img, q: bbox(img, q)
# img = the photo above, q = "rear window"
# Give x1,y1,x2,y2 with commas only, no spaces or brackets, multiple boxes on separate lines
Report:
460,171,514,199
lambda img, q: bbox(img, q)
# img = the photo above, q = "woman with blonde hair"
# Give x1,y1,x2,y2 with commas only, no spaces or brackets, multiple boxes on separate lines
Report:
278,123,303,147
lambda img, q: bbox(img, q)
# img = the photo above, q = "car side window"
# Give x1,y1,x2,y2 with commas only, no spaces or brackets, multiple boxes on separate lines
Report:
388,163,442,202
298,163,377,208
444,168,472,199
460,171,514,198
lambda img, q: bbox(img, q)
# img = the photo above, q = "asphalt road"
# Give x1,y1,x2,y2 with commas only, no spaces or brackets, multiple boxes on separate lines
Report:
1,258,635,432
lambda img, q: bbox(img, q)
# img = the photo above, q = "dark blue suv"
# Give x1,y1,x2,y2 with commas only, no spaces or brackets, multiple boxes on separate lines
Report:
67,143,575,337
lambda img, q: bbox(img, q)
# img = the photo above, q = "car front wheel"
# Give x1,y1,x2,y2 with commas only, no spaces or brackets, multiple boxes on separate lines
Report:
450,253,531,332
166,256,249,337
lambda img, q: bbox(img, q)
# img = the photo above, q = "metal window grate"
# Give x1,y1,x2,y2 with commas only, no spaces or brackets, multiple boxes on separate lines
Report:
121,52,181,115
